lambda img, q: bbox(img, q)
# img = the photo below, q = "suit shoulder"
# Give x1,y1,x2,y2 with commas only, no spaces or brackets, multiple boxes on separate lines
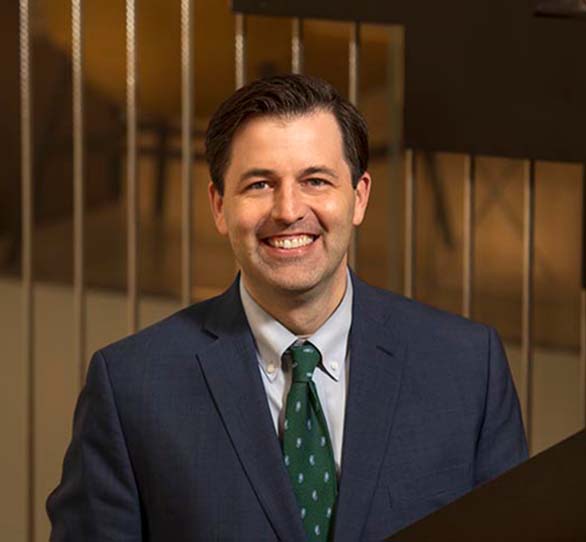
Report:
357,280,490,347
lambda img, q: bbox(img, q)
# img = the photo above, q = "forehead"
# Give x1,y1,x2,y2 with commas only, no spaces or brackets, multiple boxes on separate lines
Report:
227,111,346,172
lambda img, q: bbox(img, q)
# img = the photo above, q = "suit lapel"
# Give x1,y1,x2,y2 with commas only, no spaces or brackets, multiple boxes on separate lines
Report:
197,279,306,542
333,277,407,542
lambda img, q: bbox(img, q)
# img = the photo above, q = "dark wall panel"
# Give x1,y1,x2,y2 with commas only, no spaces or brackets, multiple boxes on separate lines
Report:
233,0,586,163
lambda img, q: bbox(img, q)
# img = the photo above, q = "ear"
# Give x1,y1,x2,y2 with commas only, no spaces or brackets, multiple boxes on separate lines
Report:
208,181,228,236
352,171,372,226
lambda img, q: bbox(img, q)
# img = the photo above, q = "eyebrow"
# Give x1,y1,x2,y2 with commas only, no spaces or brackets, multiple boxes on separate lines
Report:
239,168,276,184
238,165,338,184
300,165,338,179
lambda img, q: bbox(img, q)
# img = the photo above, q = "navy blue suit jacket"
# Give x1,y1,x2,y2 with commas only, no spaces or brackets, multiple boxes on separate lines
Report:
47,273,528,541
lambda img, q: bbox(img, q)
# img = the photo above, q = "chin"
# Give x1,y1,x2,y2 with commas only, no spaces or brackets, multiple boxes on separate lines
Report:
242,257,344,297
269,267,338,296
265,272,316,292
243,266,318,295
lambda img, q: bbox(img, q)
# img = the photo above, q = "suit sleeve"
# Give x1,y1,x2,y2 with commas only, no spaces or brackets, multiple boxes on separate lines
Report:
474,326,529,485
46,351,143,541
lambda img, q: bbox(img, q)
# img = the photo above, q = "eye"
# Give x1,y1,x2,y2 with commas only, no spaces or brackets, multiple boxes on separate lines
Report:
247,180,270,191
305,178,329,187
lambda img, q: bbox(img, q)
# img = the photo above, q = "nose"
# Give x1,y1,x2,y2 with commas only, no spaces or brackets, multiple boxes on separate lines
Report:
271,181,306,225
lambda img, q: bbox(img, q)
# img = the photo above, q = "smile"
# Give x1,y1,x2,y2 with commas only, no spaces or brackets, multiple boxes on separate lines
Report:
264,235,317,250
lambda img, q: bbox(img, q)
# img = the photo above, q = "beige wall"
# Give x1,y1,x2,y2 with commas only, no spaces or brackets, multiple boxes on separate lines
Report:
0,278,180,541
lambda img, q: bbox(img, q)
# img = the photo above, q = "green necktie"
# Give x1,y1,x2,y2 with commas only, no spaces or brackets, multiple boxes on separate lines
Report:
282,342,337,541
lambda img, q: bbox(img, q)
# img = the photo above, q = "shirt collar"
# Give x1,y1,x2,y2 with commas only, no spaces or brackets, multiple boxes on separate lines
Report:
239,271,353,382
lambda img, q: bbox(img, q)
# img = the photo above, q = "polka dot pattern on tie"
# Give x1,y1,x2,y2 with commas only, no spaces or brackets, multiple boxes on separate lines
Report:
282,341,337,541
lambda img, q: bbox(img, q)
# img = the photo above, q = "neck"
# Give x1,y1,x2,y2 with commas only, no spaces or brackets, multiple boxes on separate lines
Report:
242,269,348,336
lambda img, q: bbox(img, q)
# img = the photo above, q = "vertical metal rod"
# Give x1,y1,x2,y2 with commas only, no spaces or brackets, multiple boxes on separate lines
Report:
181,0,193,306
348,22,360,106
72,0,86,386
19,1,35,540
522,159,536,453
233,12,246,274
235,13,247,89
348,22,361,269
386,26,404,294
126,0,139,332
578,164,586,428
462,155,476,318
404,149,416,298
291,18,304,74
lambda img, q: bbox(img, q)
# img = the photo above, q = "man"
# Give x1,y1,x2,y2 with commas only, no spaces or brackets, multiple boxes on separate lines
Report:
47,74,528,541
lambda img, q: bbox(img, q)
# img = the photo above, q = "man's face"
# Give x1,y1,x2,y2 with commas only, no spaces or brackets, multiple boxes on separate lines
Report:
208,110,371,300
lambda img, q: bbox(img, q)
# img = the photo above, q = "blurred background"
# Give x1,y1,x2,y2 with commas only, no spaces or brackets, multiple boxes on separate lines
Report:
1,1,585,540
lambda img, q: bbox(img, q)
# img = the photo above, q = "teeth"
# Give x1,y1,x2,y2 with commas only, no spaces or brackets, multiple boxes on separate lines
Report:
268,235,314,249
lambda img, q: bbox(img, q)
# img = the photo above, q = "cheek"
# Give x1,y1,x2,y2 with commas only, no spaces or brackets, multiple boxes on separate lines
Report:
224,201,266,237
318,197,355,229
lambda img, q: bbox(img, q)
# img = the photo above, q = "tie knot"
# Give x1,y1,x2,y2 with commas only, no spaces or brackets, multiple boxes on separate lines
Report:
288,342,321,383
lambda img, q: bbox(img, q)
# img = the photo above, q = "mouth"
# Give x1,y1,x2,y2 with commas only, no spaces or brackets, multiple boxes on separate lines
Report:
261,234,319,250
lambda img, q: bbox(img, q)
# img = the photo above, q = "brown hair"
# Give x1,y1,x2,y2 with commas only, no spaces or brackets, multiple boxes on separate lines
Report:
204,74,369,194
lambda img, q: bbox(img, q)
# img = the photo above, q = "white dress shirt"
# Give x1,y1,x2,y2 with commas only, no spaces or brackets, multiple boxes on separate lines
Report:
239,273,352,473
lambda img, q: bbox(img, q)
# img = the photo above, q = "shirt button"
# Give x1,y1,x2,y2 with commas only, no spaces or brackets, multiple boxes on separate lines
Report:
267,363,276,374
330,361,339,372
